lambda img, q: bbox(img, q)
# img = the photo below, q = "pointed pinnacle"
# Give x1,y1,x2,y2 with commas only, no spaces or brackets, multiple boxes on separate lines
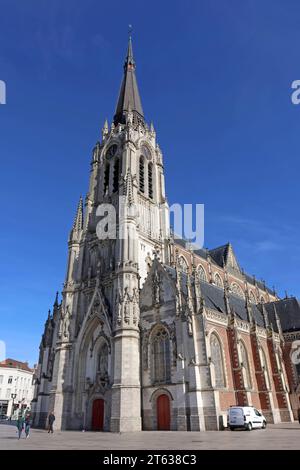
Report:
102,118,108,134
72,195,83,231
54,291,59,307
273,303,283,334
125,170,134,204
102,119,109,140
261,302,269,328
126,35,135,66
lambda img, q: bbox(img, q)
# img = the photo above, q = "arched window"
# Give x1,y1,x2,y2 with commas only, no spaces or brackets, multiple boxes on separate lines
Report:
97,342,109,379
141,144,151,160
139,156,145,193
103,163,110,195
214,273,223,288
151,327,171,384
148,163,153,199
210,333,226,388
197,264,207,282
178,256,189,273
231,283,244,298
259,346,270,390
260,296,265,304
113,158,120,192
249,291,256,304
240,341,252,389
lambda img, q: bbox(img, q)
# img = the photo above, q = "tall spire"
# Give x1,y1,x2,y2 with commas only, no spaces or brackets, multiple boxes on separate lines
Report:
114,35,144,126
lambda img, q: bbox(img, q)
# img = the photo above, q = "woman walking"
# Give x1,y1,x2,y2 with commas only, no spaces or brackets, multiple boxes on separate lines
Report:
16,412,24,440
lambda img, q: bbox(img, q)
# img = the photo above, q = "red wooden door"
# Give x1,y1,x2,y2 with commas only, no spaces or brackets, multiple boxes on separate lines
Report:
157,394,171,430
92,399,104,431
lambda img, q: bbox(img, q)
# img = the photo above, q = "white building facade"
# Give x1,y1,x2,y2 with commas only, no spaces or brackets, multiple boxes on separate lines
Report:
0,359,34,417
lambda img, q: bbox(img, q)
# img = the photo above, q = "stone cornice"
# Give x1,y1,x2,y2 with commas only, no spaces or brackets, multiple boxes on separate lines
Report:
205,308,227,326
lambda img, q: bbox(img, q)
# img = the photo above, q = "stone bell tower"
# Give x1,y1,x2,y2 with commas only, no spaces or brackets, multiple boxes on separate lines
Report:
107,36,170,431
95,36,170,431
77,36,169,432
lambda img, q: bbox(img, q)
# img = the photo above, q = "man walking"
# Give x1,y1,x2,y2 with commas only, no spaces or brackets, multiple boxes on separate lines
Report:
24,408,31,438
47,411,55,434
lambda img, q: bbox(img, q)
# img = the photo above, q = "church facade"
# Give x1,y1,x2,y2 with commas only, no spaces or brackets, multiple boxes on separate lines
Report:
31,39,300,432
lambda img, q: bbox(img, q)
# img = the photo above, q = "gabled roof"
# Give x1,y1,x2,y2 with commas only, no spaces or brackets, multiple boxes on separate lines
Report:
209,243,241,273
173,237,275,296
0,358,33,372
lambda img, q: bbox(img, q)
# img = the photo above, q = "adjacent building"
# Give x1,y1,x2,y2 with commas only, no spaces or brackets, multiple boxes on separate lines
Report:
0,358,34,417
31,38,300,432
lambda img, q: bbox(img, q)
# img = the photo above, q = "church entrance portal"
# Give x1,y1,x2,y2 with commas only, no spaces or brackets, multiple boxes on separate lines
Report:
157,394,171,430
92,398,104,431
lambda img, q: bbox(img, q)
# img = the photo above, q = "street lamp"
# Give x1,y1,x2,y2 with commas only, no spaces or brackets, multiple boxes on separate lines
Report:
20,398,25,414
10,393,17,420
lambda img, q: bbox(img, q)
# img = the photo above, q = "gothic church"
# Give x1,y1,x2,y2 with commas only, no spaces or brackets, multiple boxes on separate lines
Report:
32,38,300,432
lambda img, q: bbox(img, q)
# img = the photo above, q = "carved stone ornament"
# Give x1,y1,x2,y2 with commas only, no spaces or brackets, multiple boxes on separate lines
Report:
152,270,161,306
59,304,72,340
115,287,139,326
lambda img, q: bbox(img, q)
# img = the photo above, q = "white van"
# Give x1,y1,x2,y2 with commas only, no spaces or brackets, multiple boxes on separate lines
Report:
228,406,267,431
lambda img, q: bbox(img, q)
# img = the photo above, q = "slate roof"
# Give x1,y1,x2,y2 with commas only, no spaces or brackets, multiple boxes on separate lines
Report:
173,237,275,296
263,298,300,333
163,255,300,333
163,264,265,326
208,244,228,267
114,37,144,125
209,243,243,275
199,280,265,326
198,280,225,312
244,273,274,296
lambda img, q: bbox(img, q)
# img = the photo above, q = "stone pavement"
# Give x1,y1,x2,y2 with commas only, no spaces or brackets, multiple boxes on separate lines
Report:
0,422,300,450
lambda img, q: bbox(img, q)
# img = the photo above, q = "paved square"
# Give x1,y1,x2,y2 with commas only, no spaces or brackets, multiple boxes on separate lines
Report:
1,422,300,450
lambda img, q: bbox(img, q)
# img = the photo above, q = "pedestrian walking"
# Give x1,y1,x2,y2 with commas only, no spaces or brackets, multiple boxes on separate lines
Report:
16,412,24,440
47,411,55,434
24,409,31,438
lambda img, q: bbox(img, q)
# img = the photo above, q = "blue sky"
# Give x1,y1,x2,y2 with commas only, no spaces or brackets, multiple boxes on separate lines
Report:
0,0,300,366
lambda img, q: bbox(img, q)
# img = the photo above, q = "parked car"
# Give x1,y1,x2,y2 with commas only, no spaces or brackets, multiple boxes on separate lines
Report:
0,414,9,420
228,406,267,431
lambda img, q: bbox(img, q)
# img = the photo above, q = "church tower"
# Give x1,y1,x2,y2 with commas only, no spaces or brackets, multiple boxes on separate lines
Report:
89,36,170,431
34,36,170,432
